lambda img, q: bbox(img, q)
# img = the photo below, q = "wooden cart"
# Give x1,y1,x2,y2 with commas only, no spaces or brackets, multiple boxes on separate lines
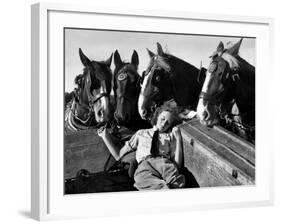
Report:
64,119,255,193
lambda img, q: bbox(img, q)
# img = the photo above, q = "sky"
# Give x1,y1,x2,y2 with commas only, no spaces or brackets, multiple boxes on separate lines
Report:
64,28,255,93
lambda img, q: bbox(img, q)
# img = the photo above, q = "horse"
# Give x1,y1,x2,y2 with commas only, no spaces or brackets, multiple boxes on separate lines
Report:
196,39,255,141
138,42,204,120
65,48,113,132
113,50,151,131
64,90,75,108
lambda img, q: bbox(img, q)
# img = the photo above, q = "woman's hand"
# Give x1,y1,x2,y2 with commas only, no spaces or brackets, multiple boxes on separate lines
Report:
97,126,110,139
172,126,183,168
172,126,182,140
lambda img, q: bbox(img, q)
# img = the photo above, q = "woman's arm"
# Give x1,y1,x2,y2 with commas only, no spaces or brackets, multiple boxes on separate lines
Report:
97,127,137,161
171,127,183,168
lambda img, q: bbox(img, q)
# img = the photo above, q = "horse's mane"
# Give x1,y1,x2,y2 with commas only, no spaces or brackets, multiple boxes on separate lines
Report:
222,53,255,87
221,53,240,69
156,52,202,107
221,52,255,119
114,63,139,77
161,53,199,78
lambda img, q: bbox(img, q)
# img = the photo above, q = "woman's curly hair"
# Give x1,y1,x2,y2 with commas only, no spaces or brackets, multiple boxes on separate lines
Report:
150,104,181,126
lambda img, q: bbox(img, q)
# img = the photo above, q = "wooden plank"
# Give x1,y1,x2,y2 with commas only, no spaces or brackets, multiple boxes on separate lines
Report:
64,128,134,179
179,120,255,187
182,140,241,187
65,128,100,147
187,119,255,165
64,144,116,179
64,130,116,179
65,127,134,147
181,124,255,179
214,125,255,151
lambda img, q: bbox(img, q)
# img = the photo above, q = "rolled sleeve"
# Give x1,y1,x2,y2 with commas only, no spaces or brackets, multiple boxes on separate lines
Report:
119,131,139,158
126,131,139,150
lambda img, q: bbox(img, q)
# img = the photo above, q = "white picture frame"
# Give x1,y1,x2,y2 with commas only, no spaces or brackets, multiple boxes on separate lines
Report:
31,2,274,221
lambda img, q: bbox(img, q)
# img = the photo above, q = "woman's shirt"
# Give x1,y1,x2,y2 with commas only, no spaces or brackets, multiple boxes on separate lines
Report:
121,127,177,163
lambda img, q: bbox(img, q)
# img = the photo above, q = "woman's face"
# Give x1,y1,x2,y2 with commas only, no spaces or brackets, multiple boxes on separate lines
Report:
155,111,174,132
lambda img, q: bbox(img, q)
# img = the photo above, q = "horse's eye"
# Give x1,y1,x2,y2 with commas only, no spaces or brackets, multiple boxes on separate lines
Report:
208,62,217,73
117,73,127,81
155,76,161,81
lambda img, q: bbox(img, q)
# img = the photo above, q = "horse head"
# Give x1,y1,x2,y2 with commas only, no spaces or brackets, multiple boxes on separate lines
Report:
138,42,201,120
196,38,253,126
73,48,113,125
138,43,178,120
113,50,141,125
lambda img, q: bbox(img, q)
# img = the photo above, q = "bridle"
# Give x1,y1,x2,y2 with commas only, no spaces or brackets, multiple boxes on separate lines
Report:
115,67,141,102
198,59,239,107
72,69,110,125
88,92,109,110
198,58,255,137
70,99,95,125
139,60,175,100
199,87,225,106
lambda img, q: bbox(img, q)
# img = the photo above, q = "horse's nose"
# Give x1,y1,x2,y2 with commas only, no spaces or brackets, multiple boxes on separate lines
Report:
114,112,118,120
114,112,121,124
139,109,147,119
114,112,128,125
97,108,104,119
202,110,208,120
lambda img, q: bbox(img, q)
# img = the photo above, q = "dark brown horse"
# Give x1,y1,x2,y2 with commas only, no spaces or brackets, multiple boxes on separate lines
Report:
138,42,203,120
113,50,151,131
196,39,255,141
65,48,113,132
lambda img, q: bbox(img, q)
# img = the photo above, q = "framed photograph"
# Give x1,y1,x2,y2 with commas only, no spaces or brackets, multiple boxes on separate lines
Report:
31,2,274,221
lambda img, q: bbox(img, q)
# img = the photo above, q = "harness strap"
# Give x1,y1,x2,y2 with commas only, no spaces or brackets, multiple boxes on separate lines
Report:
70,100,93,124
199,92,218,105
89,92,109,107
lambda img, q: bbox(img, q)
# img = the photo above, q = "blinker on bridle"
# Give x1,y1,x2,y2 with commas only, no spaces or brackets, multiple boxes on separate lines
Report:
199,60,239,105
72,67,110,122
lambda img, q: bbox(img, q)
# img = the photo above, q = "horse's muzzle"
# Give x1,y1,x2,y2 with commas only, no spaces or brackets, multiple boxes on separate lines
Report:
114,112,130,125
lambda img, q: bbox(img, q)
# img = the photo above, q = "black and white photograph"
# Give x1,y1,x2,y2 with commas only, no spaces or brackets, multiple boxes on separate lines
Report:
64,28,255,194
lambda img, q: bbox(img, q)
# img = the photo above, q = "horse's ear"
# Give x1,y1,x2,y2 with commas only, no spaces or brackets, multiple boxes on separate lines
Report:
79,48,91,66
226,38,243,56
197,67,207,84
105,53,113,67
217,41,224,55
114,50,122,67
146,48,155,58
157,42,164,56
131,50,139,69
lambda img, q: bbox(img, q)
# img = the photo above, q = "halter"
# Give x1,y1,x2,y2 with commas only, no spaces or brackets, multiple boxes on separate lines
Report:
199,60,239,106
88,92,109,110
139,61,174,100
70,69,110,127
199,87,225,105
70,99,95,125
115,67,141,102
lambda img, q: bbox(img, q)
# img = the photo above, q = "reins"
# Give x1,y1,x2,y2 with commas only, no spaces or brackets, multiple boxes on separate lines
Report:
221,109,255,132
198,88,225,106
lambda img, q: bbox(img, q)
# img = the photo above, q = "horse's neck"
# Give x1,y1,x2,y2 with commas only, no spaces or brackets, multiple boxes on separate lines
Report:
173,63,201,108
234,64,255,119
131,96,150,129
236,56,255,85
129,95,151,130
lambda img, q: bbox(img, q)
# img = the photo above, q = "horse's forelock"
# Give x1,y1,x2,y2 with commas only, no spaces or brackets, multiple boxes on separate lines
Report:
221,53,240,69
152,55,172,73
114,63,139,80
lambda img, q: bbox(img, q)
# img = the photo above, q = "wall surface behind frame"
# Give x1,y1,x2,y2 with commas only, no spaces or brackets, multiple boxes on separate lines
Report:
0,0,280,223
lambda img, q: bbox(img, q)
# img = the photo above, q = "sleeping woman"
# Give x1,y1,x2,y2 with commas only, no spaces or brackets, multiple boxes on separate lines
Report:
97,106,185,190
